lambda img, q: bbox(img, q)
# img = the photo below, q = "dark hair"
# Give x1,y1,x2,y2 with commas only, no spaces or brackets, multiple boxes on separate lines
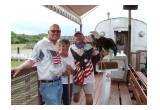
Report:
58,39,70,47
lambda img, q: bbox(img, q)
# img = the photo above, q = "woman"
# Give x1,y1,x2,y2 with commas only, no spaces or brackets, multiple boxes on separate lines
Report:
58,39,76,105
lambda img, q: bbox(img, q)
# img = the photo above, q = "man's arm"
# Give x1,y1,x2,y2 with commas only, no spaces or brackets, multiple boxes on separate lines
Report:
11,59,36,77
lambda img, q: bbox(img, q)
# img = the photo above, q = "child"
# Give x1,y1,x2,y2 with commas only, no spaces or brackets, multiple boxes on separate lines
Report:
58,39,76,105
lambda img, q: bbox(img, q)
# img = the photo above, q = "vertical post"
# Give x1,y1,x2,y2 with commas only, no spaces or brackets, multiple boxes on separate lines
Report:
136,50,140,71
102,70,111,105
123,5,138,65
75,28,77,33
107,12,110,19
68,73,70,105
107,12,112,37
17,47,20,54
37,80,43,104
128,10,131,65
80,24,82,32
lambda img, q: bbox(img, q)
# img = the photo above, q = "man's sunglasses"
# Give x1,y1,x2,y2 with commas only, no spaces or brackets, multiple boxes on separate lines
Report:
50,30,61,33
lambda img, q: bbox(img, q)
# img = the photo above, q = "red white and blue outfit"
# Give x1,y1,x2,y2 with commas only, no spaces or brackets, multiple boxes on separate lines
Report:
69,42,95,85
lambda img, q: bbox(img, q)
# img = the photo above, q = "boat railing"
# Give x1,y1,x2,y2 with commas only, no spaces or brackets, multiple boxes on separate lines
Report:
11,67,43,105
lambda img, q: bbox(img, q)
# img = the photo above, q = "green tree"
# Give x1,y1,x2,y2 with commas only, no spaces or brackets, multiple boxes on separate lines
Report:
11,31,48,44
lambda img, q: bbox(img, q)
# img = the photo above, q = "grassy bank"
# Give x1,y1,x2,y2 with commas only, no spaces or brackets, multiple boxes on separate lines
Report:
11,61,24,68
11,44,26,50
11,43,35,50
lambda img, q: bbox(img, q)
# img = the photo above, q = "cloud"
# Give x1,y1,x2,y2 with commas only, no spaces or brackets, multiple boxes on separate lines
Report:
11,5,147,35
11,5,80,35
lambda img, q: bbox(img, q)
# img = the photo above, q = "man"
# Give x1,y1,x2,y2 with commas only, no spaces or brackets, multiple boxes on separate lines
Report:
69,31,97,105
11,24,70,105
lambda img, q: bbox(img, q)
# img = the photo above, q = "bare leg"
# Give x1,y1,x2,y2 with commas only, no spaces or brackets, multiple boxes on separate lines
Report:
73,93,80,103
85,94,93,105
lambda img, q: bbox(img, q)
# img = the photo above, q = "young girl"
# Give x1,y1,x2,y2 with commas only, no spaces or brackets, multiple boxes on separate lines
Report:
58,39,76,105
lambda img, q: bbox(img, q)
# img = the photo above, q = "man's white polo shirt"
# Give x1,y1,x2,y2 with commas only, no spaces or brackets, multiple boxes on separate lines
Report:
29,37,66,80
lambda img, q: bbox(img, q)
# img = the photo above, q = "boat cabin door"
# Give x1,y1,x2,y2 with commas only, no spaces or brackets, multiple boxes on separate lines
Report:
115,31,128,55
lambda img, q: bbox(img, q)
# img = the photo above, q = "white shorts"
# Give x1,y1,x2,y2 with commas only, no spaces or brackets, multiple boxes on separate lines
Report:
73,83,95,94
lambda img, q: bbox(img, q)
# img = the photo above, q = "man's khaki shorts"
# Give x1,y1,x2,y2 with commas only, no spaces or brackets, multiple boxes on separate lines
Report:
73,83,95,94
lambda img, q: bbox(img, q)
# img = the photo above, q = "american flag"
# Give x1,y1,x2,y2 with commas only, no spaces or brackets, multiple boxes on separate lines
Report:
73,60,94,84
38,49,44,61
49,50,61,64
53,52,61,64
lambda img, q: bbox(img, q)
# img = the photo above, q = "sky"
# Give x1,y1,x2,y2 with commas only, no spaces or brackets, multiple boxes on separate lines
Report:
10,4,147,36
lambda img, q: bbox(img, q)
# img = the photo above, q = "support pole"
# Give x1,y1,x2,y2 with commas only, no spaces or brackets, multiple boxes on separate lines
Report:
80,24,82,32
17,47,20,54
96,62,118,105
123,5,138,65
128,10,131,65
68,73,70,105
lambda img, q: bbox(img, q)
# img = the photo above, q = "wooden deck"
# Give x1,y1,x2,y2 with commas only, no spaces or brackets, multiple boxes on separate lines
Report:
11,68,135,105
71,73,133,105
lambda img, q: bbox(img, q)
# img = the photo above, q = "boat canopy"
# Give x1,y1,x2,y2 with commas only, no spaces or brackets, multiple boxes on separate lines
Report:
43,5,98,25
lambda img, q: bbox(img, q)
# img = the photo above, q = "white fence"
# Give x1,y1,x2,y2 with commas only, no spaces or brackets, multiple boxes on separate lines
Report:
11,54,28,61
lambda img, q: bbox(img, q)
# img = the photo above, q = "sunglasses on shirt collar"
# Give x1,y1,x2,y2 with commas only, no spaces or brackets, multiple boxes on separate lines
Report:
50,30,61,33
